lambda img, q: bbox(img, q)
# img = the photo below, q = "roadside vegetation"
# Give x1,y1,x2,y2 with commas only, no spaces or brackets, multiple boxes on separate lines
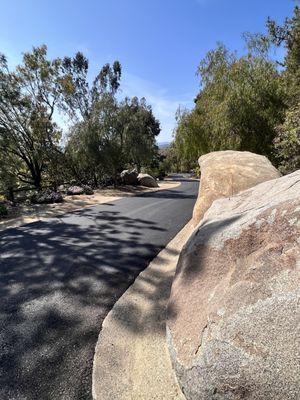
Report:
1,7,299,215
170,6,300,174
0,48,162,209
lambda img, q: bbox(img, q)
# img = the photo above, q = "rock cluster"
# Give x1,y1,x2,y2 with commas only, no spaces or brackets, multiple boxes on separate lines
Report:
31,190,63,204
167,152,300,400
120,170,159,187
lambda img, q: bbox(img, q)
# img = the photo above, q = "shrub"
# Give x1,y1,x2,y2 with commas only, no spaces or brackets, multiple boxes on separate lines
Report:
194,166,201,178
0,204,8,216
274,105,300,174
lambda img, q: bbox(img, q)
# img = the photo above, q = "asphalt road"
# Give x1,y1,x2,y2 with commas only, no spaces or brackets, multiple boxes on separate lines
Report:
0,177,198,400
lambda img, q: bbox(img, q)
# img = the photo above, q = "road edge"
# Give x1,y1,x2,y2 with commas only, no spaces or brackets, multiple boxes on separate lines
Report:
0,181,181,232
92,219,194,399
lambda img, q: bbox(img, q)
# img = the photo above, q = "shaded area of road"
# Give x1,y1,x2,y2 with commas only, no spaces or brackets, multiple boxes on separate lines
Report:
0,177,198,400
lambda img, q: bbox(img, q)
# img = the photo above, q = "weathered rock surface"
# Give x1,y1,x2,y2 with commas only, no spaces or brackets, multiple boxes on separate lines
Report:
66,185,94,195
167,170,300,400
138,173,159,188
120,169,138,185
192,151,280,226
67,185,85,195
31,190,63,204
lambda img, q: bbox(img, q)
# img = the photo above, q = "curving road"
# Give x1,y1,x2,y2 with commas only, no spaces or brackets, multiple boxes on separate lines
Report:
0,176,198,400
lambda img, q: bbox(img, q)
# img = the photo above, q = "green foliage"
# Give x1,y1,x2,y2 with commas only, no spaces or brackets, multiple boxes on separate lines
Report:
174,44,284,164
0,45,63,190
173,6,300,174
0,150,18,201
0,46,161,195
267,6,300,172
194,166,201,178
274,104,300,174
63,57,160,185
2,5,298,197
118,97,160,170
0,203,8,216
141,149,167,179
159,142,189,173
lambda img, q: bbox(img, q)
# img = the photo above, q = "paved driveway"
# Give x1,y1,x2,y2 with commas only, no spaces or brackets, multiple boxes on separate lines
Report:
0,178,198,399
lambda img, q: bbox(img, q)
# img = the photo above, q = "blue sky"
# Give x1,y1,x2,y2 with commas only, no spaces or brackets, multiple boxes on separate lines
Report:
0,0,296,142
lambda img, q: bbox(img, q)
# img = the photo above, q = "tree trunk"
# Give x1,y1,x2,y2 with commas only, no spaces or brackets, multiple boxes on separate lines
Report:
26,159,42,190
33,171,42,190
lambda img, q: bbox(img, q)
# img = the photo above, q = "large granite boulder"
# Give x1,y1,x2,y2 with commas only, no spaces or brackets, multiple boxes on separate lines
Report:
137,173,159,188
192,151,280,226
66,185,94,196
67,185,85,195
167,170,300,400
120,169,139,185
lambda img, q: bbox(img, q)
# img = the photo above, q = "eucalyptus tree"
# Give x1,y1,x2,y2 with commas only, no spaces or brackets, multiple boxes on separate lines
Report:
118,96,160,171
266,6,300,172
63,56,160,184
173,42,285,166
0,46,62,190
267,6,300,106
60,52,121,119
62,54,124,185
274,105,300,174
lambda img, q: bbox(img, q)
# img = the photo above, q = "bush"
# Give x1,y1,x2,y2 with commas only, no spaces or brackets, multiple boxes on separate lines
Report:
274,105,300,174
0,204,8,216
194,166,201,178
141,166,166,180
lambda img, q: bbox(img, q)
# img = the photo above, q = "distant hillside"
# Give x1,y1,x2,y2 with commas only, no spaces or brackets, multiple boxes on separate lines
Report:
158,141,171,149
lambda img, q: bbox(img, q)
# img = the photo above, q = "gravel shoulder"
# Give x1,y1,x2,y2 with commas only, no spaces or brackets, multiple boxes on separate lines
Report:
0,181,180,232
92,220,194,400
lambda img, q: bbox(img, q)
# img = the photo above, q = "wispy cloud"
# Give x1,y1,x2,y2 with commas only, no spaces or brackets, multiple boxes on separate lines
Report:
121,72,194,142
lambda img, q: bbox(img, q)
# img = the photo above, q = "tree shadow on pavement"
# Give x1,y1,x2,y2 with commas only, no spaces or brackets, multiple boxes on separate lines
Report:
0,179,199,400
137,188,197,199
0,206,168,400
107,215,242,339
